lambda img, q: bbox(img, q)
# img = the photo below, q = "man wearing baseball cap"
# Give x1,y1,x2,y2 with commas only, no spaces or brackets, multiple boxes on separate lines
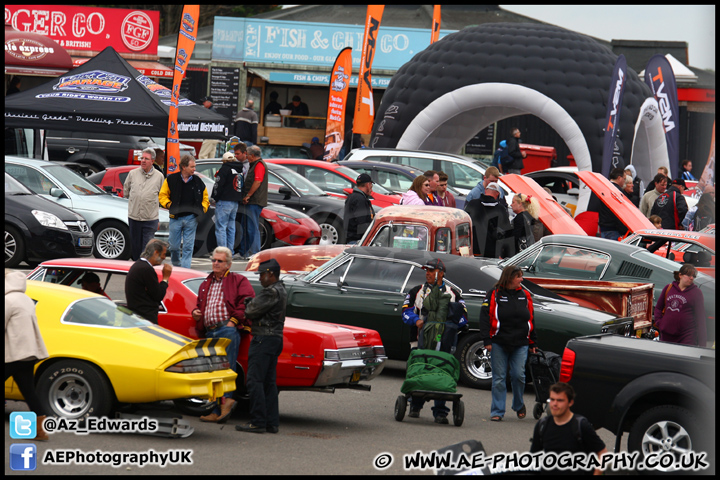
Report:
236,258,287,434
401,257,468,424
343,173,375,244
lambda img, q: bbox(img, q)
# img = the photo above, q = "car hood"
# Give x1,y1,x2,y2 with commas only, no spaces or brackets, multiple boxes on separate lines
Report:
575,171,654,233
7,192,87,222
501,174,587,235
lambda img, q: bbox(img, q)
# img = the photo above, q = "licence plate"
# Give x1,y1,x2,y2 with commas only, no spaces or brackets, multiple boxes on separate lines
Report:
78,238,93,247
350,371,361,383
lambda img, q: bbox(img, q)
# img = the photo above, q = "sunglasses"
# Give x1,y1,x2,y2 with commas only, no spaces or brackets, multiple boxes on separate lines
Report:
211,259,226,263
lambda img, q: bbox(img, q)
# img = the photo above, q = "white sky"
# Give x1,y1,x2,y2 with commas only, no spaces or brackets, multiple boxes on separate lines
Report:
501,5,715,70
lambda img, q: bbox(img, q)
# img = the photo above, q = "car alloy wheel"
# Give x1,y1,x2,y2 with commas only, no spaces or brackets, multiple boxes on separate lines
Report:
37,360,112,419
5,225,25,268
93,221,130,260
456,333,492,389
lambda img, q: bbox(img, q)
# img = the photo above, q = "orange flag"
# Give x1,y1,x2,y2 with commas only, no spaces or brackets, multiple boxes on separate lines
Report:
324,47,352,161
167,5,200,175
431,5,441,44
353,5,384,135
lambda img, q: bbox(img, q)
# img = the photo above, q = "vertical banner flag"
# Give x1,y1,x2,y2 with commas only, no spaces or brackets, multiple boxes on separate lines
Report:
601,54,627,177
644,54,680,180
353,5,385,135
697,121,715,194
167,5,200,175
323,47,353,161
430,5,441,44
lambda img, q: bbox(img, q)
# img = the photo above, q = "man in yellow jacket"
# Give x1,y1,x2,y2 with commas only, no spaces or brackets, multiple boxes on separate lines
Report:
159,155,209,268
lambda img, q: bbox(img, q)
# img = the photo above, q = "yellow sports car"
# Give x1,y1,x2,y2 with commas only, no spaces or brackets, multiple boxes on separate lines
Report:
5,281,237,419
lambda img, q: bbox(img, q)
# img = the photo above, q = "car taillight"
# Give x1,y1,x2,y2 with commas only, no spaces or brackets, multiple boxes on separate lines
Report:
373,346,386,357
127,149,142,165
559,348,575,383
165,355,230,373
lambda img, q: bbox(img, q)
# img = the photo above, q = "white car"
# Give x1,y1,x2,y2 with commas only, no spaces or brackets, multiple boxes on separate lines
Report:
5,156,169,260
343,148,496,195
342,147,511,197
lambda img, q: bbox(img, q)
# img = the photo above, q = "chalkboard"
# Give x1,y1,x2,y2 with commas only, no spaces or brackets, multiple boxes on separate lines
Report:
210,66,239,122
465,124,495,155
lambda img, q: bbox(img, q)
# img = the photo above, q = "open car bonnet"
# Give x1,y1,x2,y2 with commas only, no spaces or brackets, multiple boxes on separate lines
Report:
575,171,654,233
500,174,587,235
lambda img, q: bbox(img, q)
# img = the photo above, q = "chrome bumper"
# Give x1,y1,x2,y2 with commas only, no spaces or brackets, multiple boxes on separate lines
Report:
313,356,387,387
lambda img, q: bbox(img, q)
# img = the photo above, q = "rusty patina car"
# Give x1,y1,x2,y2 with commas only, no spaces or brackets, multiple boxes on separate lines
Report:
246,206,473,273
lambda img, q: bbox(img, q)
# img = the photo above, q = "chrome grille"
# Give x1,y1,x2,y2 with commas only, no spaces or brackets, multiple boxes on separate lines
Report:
65,221,90,233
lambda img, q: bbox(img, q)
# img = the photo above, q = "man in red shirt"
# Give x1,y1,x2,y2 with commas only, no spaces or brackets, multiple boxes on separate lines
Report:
237,145,269,259
436,172,456,208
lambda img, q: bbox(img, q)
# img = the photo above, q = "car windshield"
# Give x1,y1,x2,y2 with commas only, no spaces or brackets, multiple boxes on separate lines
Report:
5,173,32,194
62,298,151,328
271,165,326,195
45,165,106,195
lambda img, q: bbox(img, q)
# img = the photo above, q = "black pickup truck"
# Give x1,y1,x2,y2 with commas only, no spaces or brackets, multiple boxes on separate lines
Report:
560,334,715,473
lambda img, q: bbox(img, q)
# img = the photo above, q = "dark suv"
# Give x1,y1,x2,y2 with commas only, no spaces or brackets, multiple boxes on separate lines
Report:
46,131,195,173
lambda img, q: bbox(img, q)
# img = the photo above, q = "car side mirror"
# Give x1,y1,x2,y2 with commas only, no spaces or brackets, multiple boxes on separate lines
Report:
49,187,65,198
278,186,293,199
103,185,114,194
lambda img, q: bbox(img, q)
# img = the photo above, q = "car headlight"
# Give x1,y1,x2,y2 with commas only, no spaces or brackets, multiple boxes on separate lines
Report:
32,210,68,230
276,214,300,225
165,355,230,373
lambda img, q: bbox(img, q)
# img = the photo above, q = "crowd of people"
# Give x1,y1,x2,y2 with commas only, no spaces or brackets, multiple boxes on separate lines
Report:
5,118,713,445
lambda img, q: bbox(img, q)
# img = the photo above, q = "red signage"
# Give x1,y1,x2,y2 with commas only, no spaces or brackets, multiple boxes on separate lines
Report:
4,5,159,55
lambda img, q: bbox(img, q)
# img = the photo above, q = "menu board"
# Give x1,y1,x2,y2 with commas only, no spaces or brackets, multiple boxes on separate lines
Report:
209,66,240,121
465,124,495,155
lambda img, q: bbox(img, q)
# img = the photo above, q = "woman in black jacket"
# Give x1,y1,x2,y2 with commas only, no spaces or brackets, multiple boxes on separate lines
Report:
509,193,540,254
479,265,537,421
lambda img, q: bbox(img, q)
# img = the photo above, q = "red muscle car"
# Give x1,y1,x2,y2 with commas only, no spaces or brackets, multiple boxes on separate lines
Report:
27,258,387,410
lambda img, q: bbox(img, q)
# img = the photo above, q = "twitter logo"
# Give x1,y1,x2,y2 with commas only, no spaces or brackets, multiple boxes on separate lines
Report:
10,412,36,439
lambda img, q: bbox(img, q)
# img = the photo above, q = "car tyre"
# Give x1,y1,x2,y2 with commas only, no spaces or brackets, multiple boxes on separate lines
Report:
453,400,465,427
316,216,344,245
456,333,492,390
628,405,704,474
394,395,406,422
5,225,25,268
259,218,274,250
93,221,131,260
36,360,113,419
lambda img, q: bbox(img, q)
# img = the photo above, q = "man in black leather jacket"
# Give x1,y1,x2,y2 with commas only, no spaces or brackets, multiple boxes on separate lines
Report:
236,259,287,434
506,128,526,174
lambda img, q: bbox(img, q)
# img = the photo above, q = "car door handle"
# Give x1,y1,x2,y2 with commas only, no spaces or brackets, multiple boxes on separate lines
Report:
383,302,399,306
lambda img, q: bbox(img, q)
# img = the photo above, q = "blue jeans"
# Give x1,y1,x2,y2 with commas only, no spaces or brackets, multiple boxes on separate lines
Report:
490,343,528,418
238,204,263,257
204,325,240,413
215,200,239,249
600,230,621,241
168,215,197,269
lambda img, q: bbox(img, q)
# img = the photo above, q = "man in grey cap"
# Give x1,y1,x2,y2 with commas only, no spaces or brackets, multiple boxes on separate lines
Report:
343,173,375,244
236,258,287,434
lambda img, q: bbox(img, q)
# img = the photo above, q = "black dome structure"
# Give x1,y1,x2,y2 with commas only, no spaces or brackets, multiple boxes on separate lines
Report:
370,23,654,176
